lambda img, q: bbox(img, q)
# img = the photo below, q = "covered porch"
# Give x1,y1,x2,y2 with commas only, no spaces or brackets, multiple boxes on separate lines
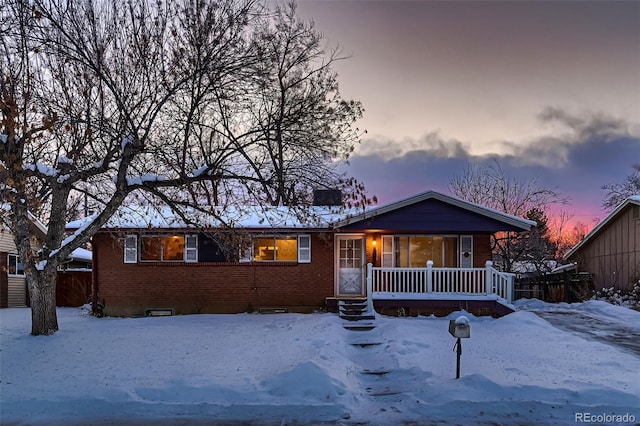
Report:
328,191,534,317
368,260,515,317
368,260,514,303
326,261,516,317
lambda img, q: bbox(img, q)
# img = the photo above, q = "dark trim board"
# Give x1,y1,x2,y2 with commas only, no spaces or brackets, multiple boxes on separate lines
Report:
325,297,514,318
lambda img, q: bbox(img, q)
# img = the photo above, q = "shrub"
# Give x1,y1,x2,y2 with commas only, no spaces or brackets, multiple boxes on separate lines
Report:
593,281,640,310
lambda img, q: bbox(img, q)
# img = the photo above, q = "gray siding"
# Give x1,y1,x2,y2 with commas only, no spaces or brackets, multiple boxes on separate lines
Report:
0,227,17,252
7,277,26,307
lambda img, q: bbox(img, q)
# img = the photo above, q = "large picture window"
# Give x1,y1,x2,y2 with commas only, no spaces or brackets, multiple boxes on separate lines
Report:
7,254,25,276
252,235,311,262
395,236,458,268
140,235,187,261
124,235,198,263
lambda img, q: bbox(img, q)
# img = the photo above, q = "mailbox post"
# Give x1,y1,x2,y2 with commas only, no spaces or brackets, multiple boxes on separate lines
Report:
448,316,470,379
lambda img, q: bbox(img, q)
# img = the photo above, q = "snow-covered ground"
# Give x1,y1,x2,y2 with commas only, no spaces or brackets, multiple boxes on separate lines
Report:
1,300,638,425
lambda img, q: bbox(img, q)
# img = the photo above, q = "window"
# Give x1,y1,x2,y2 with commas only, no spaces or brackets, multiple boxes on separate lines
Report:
122,233,310,263
125,234,198,263
7,254,25,276
394,236,458,268
140,236,186,261
185,235,198,263
252,235,310,262
124,235,137,263
382,235,394,267
297,235,311,263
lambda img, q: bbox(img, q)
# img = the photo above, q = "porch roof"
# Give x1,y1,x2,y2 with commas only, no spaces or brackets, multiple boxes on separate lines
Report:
335,190,536,233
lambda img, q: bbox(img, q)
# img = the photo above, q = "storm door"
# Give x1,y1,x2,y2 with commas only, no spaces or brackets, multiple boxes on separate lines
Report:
336,235,366,296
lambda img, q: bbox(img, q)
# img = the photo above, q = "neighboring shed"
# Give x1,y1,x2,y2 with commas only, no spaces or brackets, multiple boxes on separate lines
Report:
565,196,640,292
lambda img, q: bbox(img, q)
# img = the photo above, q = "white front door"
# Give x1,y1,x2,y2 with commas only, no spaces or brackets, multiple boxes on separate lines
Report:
336,235,365,296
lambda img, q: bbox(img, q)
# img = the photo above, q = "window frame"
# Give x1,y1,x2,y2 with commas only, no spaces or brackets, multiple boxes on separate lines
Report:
251,234,311,263
7,253,25,277
124,234,198,263
124,235,138,263
297,235,311,263
185,235,198,263
390,234,460,268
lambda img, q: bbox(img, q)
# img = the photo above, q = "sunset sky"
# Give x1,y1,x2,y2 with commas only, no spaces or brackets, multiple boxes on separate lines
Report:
296,0,640,226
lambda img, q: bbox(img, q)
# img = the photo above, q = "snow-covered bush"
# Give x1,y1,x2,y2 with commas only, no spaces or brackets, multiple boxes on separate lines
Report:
593,282,640,310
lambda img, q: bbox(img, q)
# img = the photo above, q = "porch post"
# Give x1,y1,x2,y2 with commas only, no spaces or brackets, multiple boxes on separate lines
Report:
485,261,493,295
427,260,433,293
507,274,514,303
366,263,374,313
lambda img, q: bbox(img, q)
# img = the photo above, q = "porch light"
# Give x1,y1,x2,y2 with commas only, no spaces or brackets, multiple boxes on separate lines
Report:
371,236,377,265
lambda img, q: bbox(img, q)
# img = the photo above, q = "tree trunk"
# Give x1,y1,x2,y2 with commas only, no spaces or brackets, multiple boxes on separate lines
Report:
27,266,59,336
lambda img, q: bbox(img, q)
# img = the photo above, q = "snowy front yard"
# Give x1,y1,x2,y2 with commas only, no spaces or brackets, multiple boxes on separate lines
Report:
1,300,638,425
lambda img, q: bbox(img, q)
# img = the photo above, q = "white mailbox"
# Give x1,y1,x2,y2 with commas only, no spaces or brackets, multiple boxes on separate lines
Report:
448,316,470,338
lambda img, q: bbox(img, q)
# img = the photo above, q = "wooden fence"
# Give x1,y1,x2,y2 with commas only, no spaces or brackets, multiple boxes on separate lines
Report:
56,270,92,307
514,271,594,303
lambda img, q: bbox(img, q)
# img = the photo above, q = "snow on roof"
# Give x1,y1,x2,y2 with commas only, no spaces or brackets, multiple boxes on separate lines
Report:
70,248,92,261
66,190,538,233
565,195,640,260
549,262,577,274
66,205,354,231
1,203,48,237
511,260,558,274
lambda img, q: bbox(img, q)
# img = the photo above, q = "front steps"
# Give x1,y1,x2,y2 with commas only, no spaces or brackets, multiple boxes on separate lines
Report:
338,299,375,321
338,299,376,331
339,303,406,400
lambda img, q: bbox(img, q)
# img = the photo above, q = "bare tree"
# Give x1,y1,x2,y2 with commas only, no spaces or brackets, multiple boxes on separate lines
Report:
1,0,368,335
449,161,568,272
602,164,640,211
548,210,596,260
214,1,366,207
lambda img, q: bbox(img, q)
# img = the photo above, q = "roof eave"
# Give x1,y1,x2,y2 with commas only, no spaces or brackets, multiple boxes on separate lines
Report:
335,190,536,231
564,197,640,260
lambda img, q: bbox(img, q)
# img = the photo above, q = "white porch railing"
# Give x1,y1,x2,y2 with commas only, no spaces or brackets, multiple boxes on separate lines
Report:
366,260,515,303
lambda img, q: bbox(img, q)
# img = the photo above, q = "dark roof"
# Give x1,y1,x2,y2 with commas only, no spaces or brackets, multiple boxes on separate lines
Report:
335,190,536,233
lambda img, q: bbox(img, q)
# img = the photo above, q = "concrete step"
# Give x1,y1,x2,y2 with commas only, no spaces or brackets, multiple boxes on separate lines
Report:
338,300,368,308
361,368,391,375
339,308,369,317
340,314,376,321
349,342,383,348
366,386,402,396
343,322,377,331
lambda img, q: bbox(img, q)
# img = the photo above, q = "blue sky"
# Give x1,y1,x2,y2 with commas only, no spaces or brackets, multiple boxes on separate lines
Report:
297,0,640,224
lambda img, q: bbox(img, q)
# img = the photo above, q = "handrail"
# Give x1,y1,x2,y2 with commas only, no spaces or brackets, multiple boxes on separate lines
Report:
368,260,513,302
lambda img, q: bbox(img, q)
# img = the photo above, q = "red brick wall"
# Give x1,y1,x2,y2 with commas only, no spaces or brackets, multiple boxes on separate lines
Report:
473,234,492,267
93,233,335,316
0,252,8,308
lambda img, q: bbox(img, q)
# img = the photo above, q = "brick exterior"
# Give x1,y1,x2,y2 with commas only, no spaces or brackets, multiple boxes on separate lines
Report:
473,234,492,268
93,231,498,317
93,233,335,316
